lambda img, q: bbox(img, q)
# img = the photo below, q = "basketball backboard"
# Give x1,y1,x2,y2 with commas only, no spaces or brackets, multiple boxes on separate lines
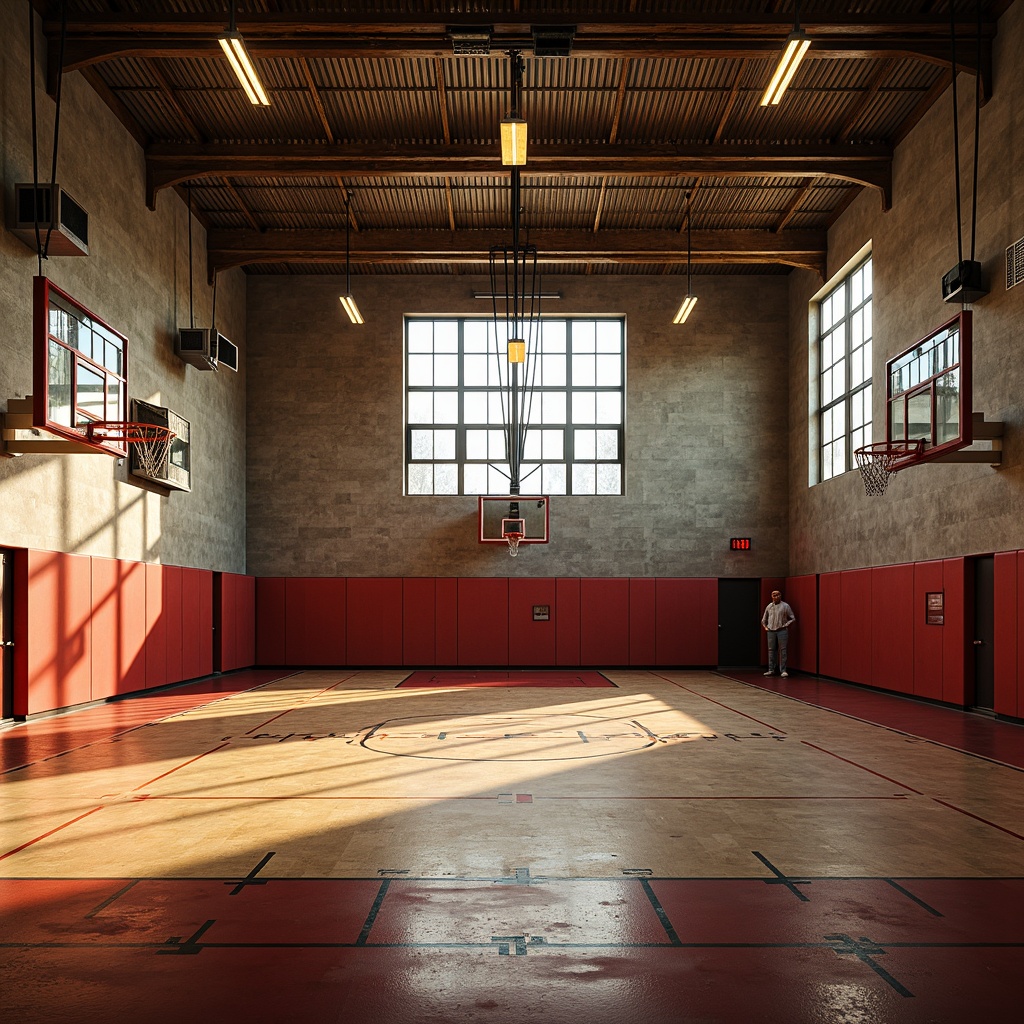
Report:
885,310,971,467
478,495,549,544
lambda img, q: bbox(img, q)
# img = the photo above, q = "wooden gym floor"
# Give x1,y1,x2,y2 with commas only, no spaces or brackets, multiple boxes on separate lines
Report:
2,667,1024,1023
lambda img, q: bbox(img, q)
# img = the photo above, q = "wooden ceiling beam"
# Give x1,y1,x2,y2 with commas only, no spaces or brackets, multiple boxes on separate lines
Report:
146,142,893,210
206,226,828,277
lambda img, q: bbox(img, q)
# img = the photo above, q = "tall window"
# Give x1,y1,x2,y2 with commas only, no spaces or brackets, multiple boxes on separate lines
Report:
405,317,625,495
819,257,872,481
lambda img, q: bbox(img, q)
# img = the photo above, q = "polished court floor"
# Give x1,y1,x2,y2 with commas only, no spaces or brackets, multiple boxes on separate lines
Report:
2,668,1024,1023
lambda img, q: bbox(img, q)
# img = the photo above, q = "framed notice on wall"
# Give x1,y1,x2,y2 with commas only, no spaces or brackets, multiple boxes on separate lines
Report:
925,592,944,625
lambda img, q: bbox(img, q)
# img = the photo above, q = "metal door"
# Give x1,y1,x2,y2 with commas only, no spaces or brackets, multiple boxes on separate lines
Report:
718,578,761,668
973,556,994,710
0,549,13,720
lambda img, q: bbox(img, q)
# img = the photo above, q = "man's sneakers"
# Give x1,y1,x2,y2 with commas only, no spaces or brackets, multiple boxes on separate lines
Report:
781,672,789,678
763,671,774,676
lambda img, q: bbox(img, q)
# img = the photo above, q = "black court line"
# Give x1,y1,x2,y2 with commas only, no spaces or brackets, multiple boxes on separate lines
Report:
825,933,914,997
84,880,139,919
641,878,682,945
355,878,391,946
752,851,812,901
885,879,943,917
226,852,276,895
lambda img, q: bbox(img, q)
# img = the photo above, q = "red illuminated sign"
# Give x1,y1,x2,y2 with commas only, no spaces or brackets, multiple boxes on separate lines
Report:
730,538,752,551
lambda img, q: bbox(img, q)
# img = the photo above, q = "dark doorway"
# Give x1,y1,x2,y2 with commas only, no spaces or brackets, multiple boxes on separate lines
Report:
0,549,13,720
973,556,995,710
718,578,761,668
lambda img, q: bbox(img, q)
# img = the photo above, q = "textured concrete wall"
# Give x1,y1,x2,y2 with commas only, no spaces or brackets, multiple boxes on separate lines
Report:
788,1,1024,574
0,6,247,571
246,274,790,578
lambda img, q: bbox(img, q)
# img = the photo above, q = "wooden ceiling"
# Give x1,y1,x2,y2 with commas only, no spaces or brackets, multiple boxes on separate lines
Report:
38,1,1010,279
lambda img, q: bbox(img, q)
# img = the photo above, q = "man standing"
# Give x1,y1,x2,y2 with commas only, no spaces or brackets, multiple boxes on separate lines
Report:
762,589,796,678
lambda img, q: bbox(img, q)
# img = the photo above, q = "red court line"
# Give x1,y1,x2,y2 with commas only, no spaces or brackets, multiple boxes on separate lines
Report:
932,799,1024,842
243,672,361,735
131,743,232,791
0,806,105,862
399,670,613,688
801,740,924,795
650,671,786,733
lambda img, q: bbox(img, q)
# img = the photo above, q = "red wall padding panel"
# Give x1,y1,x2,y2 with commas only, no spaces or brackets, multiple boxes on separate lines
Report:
555,578,581,665
145,563,167,689
783,575,817,674
19,550,92,716
458,578,509,665
580,579,630,666
993,552,1018,718
629,579,656,665
435,578,458,665
256,578,287,665
91,557,147,700
839,569,872,685
871,564,914,695
347,578,403,665
180,569,203,682
285,578,346,665
818,573,842,679
913,561,945,700
403,578,436,666
941,558,968,706
654,578,718,666
218,573,256,672
509,578,556,666
198,569,213,678
164,565,184,684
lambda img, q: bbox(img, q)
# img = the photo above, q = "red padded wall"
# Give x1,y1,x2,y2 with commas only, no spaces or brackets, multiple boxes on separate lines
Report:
580,578,629,665
654,578,717,666
555,578,581,665
347,578,403,665
629,579,656,665
198,569,213,677
783,575,818,674
21,550,92,715
871,564,914,695
217,573,256,672
435,578,458,665
913,560,946,701
90,557,146,699
164,565,184,684
458,578,509,665
839,569,872,685
145,563,167,689
509,578,556,666
941,557,968,706
818,572,842,679
180,569,208,681
403,578,435,666
285,578,346,665
993,551,1018,717
256,577,287,665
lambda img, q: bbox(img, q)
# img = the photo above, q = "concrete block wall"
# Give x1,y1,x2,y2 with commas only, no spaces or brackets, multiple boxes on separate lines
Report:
246,274,790,578
788,1,1024,574
0,5,247,572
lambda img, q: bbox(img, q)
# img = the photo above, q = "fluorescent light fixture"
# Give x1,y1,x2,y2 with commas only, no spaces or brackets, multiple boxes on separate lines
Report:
218,31,270,106
501,118,528,166
760,30,811,106
672,294,698,325
339,294,364,325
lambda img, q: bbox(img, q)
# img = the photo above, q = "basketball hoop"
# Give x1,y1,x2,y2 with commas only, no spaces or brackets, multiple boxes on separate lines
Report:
86,421,176,476
854,440,923,496
505,532,523,557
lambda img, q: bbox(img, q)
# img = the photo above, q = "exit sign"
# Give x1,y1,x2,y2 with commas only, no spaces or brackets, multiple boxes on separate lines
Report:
730,538,752,551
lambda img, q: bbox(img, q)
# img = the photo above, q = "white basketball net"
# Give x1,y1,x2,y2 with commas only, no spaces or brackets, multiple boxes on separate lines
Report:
506,534,523,557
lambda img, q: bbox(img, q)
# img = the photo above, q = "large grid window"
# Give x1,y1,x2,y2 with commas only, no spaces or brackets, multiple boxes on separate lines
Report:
819,257,872,481
405,317,625,495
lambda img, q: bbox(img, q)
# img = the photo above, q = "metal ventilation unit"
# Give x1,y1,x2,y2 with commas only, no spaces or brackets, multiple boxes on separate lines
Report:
12,184,89,256
1007,236,1024,291
176,328,238,372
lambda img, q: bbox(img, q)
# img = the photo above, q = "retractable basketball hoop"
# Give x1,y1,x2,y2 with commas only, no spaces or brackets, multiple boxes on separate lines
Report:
854,440,923,496
86,421,176,477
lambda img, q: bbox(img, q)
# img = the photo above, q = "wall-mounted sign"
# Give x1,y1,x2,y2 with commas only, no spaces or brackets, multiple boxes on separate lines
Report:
532,605,550,621
730,538,752,551
926,591,944,625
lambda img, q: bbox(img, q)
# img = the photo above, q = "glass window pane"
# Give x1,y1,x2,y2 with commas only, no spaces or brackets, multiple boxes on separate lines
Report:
908,391,931,440
464,320,489,352
488,464,511,492
47,341,72,426
596,392,621,424
464,464,487,494
542,429,564,459
488,429,506,459
408,354,432,386
464,392,487,423
434,321,458,351
597,429,618,459
408,393,433,424
524,429,542,460
464,354,487,387
542,320,567,352
466,429,488,460
572,392,596,424
104,338,122,374
571,321,596,352
488,392,506,424
407,321,433,353
435,354,458,386
596,321,621,352
434,392,458,424
936,372,960,444
435,430,456,460
435,464,458,494
408,464,433,494
572,353,595,386
575,429,596,459
108,377,122,421
890,398,905,440
542,392,566,423
543,463,566,494
597,464,621,494
411,430,433,459
596,354,621,386
572,463,596,494
541,353,566,386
